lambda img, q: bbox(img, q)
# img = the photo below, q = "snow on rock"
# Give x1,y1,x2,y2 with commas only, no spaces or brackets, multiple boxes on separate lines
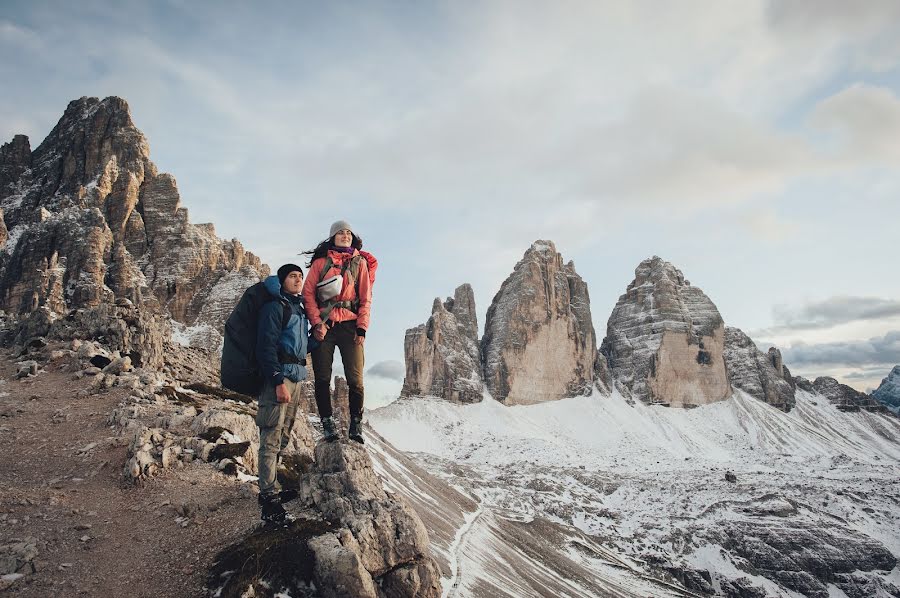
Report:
601,256,730,407
370,391,900,597
481,240,597,405
872,366,900,413
723,326,796,411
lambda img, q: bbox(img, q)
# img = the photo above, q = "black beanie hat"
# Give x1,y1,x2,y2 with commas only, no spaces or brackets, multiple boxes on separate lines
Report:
277,263,304,285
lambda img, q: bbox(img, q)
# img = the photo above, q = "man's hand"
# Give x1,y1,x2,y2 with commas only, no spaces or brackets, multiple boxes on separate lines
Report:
313,323,328,342
275,383,291,403
355,334,365,346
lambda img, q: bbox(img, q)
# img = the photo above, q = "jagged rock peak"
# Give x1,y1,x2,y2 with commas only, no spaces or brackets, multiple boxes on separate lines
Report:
481,240,597,405
601,256,731,406
810,376,888,413
872,366,900,413
723,327,795,411
0,134,32,197
0,96,268,353
401,283,483,403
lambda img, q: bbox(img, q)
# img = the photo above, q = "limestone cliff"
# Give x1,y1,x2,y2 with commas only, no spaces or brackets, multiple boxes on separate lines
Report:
401,284,483,403
601,256,730,406
481,240,597,405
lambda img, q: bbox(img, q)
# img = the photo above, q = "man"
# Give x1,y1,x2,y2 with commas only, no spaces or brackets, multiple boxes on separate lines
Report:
255,263,309,522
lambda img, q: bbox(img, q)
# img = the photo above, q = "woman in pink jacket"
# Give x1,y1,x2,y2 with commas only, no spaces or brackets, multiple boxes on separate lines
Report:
302,220,374,444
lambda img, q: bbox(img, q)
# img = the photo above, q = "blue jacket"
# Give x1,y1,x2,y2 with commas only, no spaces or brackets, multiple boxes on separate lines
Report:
256,275,309,386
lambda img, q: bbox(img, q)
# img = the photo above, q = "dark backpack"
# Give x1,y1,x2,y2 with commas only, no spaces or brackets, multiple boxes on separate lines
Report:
220,282,291,397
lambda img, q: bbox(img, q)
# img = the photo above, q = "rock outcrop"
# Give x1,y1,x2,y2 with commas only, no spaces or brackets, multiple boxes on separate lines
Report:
809,376,887,412
401,284,483,403
481,240,597,405
723,327,795,411
0,97,267,352
872,366,900,413
210,441,443,597
601,256,731,406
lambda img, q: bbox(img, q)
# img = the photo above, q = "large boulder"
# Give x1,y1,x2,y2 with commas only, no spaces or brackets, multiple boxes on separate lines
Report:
401,284,483,403
723,327,795,411
0,96,268,352
299,442,442,597
872,366,900,413
481,240,597,405
601,256,731,406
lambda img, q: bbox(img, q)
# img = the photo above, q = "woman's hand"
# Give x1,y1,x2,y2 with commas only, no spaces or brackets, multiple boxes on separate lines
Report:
314,322,328,341
355,334,365,347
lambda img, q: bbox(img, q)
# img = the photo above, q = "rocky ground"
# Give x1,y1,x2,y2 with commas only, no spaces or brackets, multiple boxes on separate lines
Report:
0,344,263,597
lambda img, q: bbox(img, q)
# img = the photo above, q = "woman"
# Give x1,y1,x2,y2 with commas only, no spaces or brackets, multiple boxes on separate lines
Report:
302,220,374,444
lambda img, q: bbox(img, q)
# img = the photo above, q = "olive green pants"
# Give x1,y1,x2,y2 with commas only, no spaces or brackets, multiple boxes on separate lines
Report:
255,379,302,496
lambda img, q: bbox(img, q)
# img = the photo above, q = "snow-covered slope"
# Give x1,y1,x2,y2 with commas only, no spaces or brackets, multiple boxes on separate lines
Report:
369,391,900,597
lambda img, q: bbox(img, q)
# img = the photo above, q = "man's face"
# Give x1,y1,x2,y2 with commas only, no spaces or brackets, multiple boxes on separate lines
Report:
282,271,303,295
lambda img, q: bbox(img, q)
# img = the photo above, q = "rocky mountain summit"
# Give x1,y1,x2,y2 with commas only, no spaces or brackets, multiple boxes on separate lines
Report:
873,365,900,413
481,240,597,405
0,96,266,353
601,256,731,406
723,327,796,411
400,284,483,403
402,241,599,406
794,375,890,413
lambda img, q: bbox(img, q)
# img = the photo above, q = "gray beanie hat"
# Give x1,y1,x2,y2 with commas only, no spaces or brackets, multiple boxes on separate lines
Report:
329,220,353,238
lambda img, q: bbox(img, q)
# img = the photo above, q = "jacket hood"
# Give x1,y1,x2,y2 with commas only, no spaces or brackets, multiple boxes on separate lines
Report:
263,275,282,297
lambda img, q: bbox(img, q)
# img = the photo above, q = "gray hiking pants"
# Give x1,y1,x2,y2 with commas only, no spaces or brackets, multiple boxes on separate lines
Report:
256,379,302,496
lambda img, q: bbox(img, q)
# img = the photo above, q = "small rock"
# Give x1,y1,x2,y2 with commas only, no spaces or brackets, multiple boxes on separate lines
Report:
15,361,39,379
78,535,91,543
725,471,737,483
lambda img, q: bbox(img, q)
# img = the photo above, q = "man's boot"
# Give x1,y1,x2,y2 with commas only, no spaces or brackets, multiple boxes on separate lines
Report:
321,416,339,442
258,493,286,523
349,414,364,444
278,489,298,503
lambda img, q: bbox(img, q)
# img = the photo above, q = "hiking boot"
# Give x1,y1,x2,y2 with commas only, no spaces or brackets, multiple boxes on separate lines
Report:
321,416,339,442
349,415,364,444
258,493,286,523
278,488,298,504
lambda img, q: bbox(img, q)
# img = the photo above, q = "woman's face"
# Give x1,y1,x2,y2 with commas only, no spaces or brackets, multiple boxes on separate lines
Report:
333,229,353,248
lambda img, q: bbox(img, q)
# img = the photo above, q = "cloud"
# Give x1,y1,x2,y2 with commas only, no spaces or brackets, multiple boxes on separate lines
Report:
755,297,900,335
781,330,900,367
366,360,405,381
809,84,900,163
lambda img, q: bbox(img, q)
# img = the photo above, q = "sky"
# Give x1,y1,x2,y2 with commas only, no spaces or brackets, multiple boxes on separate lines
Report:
2,0,899,405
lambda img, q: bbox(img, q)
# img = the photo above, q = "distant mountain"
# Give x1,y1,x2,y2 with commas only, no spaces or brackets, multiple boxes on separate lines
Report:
871,366,900,413
481,240,597,405
601,256,730,406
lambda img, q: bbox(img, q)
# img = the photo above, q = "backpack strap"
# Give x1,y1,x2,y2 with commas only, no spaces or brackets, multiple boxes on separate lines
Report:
317,254,362,322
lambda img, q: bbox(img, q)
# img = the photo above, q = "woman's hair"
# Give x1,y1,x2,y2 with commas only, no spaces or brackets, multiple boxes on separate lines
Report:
303,233,363,268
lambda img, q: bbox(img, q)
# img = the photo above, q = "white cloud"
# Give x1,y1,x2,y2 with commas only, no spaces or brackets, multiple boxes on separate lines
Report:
809,84,900,163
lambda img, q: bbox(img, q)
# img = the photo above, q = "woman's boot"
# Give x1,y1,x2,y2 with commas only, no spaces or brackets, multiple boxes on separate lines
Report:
349,415,364,444
321,416,339,442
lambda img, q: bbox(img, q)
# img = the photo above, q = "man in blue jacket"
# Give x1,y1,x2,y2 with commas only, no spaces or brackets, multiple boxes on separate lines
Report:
255,263,309,522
